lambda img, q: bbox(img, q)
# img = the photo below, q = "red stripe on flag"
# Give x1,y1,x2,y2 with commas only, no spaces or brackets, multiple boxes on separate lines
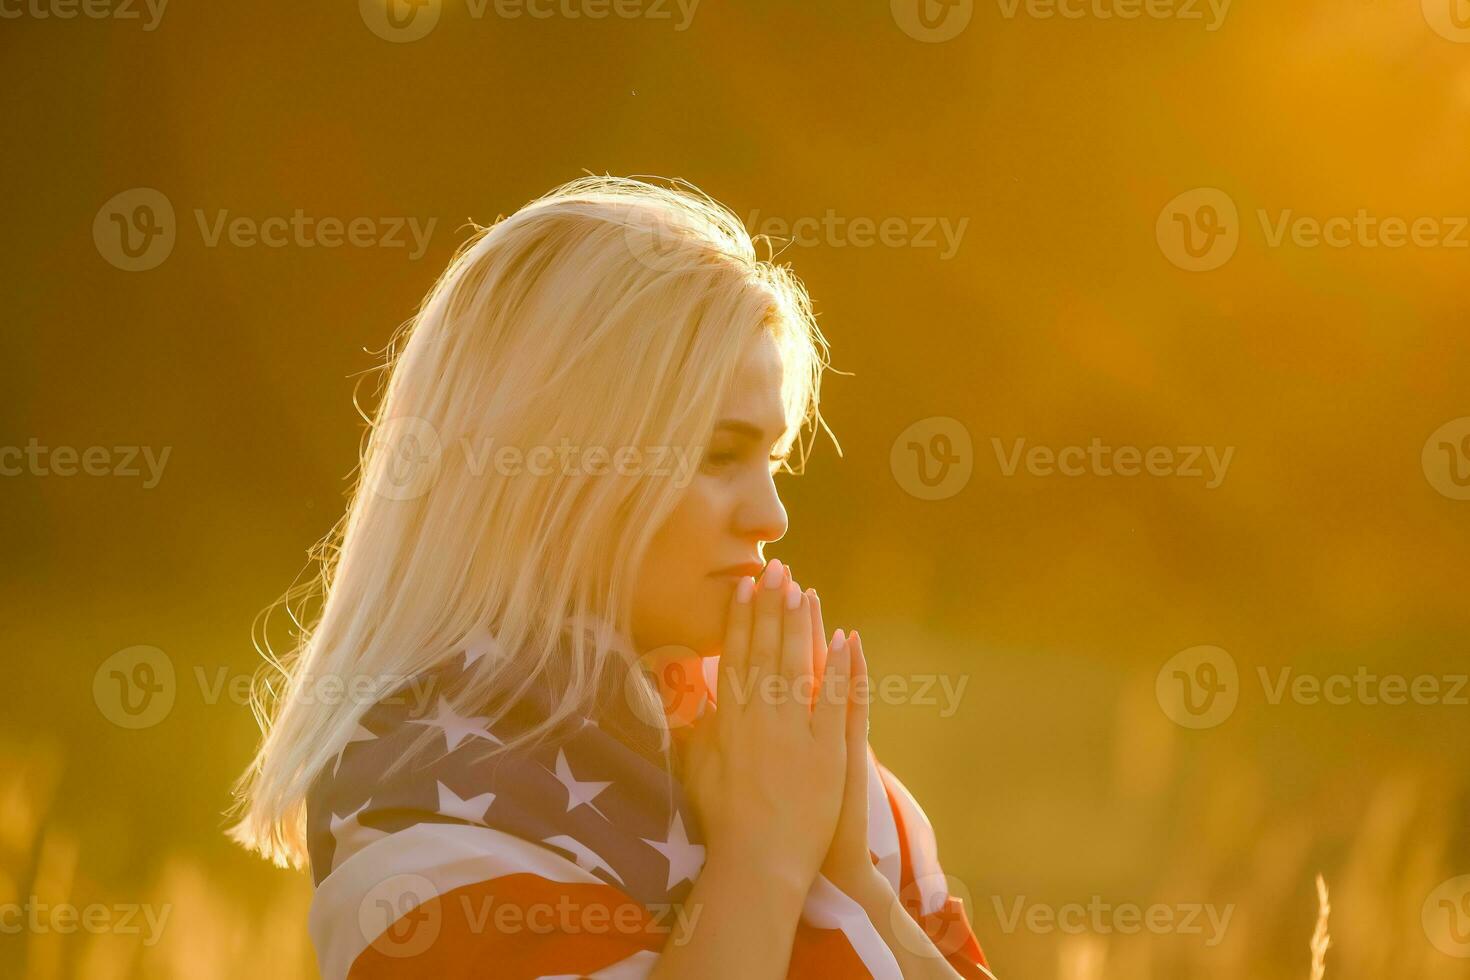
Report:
348,873,662,980
785,920,881,978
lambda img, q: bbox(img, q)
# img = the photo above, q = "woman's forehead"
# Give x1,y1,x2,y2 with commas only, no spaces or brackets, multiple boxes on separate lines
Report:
717,333,786,436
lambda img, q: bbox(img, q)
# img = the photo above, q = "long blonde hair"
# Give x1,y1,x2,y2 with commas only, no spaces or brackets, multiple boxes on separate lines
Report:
228,175,833,869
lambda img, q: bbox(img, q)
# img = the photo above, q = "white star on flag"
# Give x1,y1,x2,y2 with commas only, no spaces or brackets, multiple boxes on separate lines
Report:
408,696,503,752
551,748,612,819
328,798,388,869
542,834,626,885
332,723,377,777
436,781,496,824
461,627,502,670
640,811,706,890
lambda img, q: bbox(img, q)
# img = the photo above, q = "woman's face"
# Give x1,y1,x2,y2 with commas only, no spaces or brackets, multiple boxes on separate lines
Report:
630,331,791,659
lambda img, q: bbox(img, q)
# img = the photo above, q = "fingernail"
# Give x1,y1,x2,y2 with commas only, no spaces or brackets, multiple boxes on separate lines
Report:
735,576,755,603
831,629,847,653
761,559,784,589
783,564,792,584
783,580,801,610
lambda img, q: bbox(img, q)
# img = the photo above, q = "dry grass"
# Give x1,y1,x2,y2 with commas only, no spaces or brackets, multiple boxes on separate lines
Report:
1309,874,1331,980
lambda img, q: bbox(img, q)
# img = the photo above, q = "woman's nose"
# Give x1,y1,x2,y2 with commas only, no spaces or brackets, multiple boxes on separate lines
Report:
736,473,788,544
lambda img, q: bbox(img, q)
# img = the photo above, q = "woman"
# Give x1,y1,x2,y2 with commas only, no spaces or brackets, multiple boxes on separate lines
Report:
228,175,993,979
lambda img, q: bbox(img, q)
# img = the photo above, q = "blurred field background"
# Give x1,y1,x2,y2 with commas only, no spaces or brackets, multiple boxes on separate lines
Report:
3,0,1469,977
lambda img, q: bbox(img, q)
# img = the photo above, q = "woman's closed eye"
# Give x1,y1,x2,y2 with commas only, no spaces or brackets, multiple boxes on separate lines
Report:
702,447,789,472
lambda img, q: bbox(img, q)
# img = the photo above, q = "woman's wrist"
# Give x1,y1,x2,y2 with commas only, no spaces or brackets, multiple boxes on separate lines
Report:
649,849,812,980
704,847,815,907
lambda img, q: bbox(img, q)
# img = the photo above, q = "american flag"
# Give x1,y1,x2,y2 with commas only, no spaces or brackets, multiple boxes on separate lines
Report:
306,638,993,979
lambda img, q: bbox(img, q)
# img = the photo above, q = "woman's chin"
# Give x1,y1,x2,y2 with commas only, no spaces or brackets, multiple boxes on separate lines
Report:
637,625,719,662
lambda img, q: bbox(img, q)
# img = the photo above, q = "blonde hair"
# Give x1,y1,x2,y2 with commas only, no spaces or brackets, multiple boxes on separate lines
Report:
228,175,833,868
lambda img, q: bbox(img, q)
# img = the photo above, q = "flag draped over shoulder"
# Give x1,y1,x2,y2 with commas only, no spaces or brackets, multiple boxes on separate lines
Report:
306,640,993,979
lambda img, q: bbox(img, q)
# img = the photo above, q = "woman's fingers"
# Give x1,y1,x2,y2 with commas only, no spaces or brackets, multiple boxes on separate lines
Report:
812,629,851,745
845,629,871,775
747,558,787,693
807,588,827,709
715,573,756,741
722,562,835,734
778,578,813,699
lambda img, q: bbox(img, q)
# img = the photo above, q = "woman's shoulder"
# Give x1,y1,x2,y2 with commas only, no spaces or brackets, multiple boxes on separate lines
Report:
303,649,688,892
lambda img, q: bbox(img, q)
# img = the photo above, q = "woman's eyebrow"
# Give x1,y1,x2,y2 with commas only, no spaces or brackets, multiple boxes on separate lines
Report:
713,420,793,449
712,419,770,441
